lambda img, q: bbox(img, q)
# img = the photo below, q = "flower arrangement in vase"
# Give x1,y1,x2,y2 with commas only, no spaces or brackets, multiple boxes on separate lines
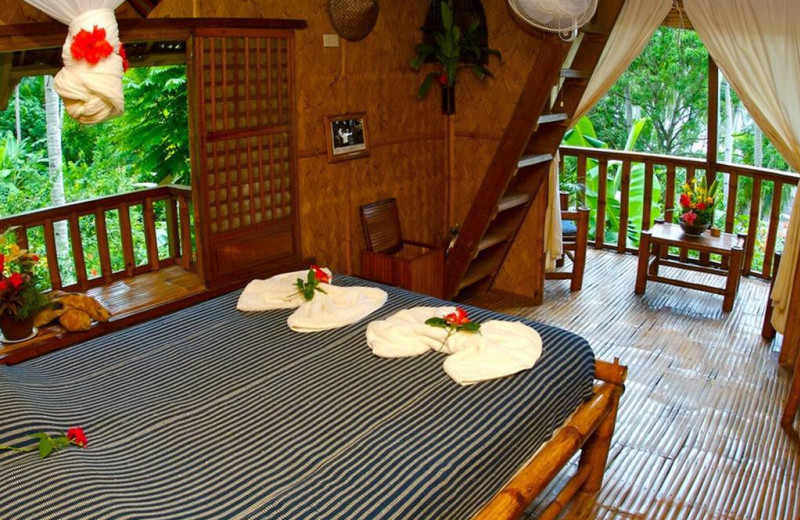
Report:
0,229,49,341
678,177,720,236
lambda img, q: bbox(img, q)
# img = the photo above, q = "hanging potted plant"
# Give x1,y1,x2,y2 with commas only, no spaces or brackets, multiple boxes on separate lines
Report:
410,0,501,114
0,229,48,342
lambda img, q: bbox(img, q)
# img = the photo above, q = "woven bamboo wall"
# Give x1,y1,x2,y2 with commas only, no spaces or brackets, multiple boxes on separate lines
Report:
450,5,551,298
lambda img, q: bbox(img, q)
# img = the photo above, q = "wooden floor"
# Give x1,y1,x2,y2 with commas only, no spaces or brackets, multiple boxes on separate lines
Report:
465,249,800,520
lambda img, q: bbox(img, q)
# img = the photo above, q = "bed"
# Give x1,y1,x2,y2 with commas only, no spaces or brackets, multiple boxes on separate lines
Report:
0,275,625,519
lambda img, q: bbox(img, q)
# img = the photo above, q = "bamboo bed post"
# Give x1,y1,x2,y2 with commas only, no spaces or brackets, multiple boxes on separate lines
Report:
472,359,626,520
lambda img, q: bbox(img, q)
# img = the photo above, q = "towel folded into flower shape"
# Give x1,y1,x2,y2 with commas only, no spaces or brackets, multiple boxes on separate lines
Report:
366,306,543,385
237,268,387,332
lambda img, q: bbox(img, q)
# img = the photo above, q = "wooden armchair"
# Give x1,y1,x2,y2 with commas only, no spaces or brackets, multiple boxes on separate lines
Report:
360,198,444,298
546,191,589,291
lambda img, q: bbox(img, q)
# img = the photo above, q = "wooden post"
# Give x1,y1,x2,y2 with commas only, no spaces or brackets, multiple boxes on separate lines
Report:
763,252,780,339
635,230,651,294
724,244,743,312
572,207,589,291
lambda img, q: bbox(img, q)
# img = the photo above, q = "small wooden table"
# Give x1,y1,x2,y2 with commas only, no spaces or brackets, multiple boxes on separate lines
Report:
635,222,746,312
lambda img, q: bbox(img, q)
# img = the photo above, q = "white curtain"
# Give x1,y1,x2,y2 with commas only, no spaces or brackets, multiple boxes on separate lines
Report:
684,0,800,334
545,0,673,270
23,0,127,124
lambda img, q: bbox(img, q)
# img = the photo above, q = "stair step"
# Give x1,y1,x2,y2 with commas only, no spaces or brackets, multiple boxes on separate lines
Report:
459,258,499,291
476,226,514,254
517,153,554,169
497,192,532,213
537,113,569,125
561,68,592,79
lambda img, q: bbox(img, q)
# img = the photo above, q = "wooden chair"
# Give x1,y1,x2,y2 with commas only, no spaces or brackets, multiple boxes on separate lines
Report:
360,198,444,298
546,191,589,291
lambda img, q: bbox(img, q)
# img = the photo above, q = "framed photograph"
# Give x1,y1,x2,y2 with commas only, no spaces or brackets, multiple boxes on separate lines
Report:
326,113,370,162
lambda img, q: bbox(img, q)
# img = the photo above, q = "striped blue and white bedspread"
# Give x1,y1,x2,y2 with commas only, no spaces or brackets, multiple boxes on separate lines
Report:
0,276,594,520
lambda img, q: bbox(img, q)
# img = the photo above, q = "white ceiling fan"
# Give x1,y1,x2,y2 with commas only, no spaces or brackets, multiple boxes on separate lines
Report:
508,0,598,42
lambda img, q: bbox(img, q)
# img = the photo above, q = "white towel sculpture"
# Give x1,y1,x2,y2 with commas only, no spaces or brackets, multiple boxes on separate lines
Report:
23,0,127,124
367,307,543,385
237,269,387,333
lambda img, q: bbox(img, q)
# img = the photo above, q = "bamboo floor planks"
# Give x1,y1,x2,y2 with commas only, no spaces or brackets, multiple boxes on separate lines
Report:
465,249,800,520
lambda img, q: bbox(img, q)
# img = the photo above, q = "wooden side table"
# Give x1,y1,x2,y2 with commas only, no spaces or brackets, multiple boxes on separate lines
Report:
635,222,746,312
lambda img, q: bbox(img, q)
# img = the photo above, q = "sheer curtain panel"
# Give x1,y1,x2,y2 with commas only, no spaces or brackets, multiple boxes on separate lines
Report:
685,0,800,334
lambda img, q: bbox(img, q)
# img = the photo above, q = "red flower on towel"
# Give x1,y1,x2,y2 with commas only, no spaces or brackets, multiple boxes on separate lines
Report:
0,426,88,459
295,266,330,301
444,307,470,326
426,307,481,351
71,26,114,66
66,427,88,448
311,265,330,284
119,43,129,72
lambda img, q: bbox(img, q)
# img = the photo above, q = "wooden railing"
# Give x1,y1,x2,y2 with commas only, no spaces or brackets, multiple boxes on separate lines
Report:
0,185,195,292
559,146,800,280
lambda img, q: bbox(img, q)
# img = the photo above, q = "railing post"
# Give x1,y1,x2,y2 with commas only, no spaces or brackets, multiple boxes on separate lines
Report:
143,198,160,272
43,218,62,290
95,208,113,284
118,202,136,277
68,214,88,291
617,160,631,253
166,197,180,261
744,177,762,276
596,158,608,250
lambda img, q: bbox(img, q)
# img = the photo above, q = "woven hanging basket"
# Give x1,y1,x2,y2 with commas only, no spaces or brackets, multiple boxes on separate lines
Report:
327,0,379,42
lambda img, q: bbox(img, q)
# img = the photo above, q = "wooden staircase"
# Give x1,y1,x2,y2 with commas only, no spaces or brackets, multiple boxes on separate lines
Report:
443,0,626,299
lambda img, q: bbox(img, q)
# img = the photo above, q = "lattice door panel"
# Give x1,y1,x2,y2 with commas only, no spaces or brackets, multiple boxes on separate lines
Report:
193,29,300,286
201,36,291,132
205,133,293,233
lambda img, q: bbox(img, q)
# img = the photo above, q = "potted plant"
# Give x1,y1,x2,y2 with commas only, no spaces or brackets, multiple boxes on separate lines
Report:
410,0,501,114
0,229,48,341
678,177,720,236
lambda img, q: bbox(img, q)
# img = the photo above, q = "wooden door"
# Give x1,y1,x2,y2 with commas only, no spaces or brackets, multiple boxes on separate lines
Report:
191,28,302,288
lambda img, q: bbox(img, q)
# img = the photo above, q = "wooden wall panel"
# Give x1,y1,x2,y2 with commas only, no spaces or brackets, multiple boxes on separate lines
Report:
184,0,446,275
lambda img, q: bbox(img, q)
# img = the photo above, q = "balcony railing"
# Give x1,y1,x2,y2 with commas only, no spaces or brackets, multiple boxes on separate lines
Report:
0,185,196,292
559,146,800,280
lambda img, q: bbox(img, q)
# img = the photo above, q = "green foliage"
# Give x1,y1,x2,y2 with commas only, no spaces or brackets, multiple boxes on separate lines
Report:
564,117,662,247
587,28,708,156
410,1,501,99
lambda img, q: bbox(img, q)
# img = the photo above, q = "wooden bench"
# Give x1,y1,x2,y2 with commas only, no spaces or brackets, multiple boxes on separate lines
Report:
0,186,210,364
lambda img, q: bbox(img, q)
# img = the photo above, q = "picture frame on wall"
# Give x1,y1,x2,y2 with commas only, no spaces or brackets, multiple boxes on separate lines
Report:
326,112,370,162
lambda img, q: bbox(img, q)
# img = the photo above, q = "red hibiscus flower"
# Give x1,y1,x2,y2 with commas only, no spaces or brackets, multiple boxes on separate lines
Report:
0,280,7,291
66,427,88,448
697,202,706,210
679,193,691,208
8,272,24,289
70,26,114,65
310,265,330,284
119,43,129,72
682,211,698,225
438,73,449,87
444,307,471,326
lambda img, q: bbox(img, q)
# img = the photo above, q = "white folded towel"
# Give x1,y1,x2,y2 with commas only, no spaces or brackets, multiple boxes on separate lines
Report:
288,284,388,333
366,306,542,385
237,268,387,333
237,269,332,311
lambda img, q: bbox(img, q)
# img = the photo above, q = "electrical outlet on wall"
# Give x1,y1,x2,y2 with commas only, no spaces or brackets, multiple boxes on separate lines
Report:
323,34,340,48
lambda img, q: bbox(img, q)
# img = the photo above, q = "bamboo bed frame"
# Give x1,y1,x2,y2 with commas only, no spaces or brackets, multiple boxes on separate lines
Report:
474,358,627,520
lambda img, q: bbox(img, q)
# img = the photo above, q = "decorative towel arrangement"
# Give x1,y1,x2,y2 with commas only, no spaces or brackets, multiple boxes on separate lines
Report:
237,268,387,333
22,0,127,124
367,306,543,385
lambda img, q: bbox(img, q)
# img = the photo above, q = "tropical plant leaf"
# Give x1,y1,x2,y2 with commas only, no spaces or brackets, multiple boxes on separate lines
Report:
417,73,438,99
440,1,453,31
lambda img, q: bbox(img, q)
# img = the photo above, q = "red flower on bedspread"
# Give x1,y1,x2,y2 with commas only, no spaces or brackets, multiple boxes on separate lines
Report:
71,26,114,65
66,427,88,448
0,426,88,459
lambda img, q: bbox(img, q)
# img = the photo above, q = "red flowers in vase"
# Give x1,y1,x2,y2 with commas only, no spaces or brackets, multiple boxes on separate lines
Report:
0,229,48,331
679,177,720,229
